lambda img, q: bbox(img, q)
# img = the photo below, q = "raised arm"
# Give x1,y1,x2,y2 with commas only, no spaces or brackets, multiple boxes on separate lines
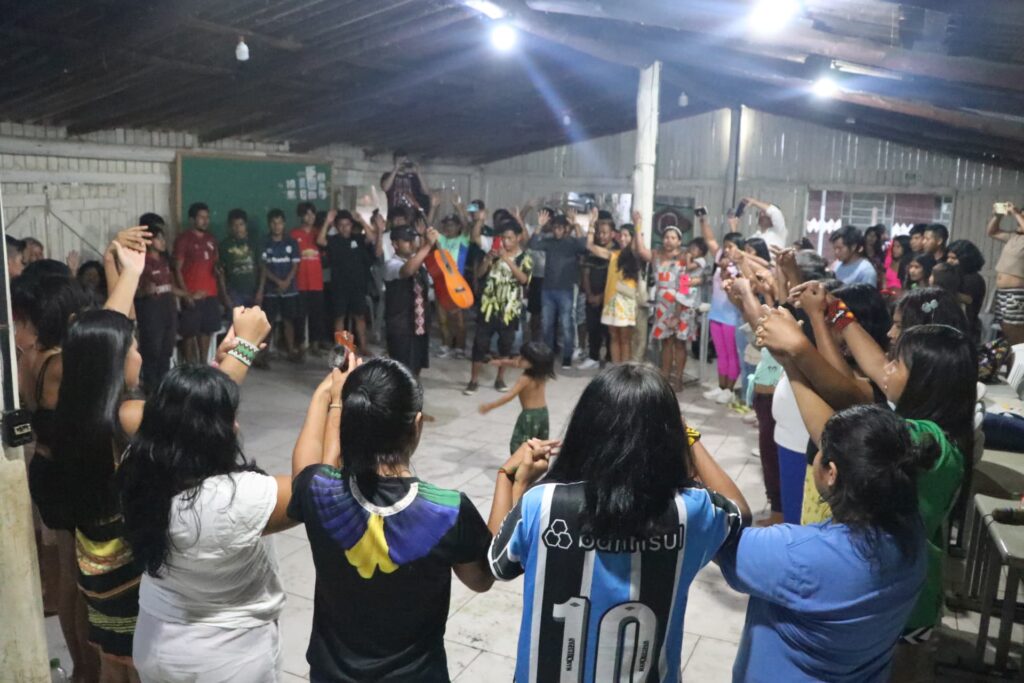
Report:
699,213,719,254
103,241,145,316
399,228,438,278
838,320,889,389
586,228,613,259
987,210,1009,242
292,362,355,478
317,209,337,248
214,307,272,385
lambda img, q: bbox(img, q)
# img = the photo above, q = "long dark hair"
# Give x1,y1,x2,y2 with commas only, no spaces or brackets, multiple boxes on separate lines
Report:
834,283,891,352
340,358,423,491
119,365,258,576
30,275,91,350
55,310,136,525
904,253,936,288
547,364,693,540
948,239,985,275
616,224,641,281
819,405,923,561
891,235,913,283
893,324,977,460
744,237,770,262
896,287,968,335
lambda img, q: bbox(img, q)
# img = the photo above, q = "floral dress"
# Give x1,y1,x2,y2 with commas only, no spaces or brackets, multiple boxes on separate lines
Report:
651,255,699,342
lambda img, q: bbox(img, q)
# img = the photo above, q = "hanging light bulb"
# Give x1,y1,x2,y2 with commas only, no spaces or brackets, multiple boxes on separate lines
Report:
235,37,250,62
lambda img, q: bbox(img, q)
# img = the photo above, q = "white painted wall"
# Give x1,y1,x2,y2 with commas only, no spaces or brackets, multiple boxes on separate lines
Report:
479,107,1024,281
0,122,482,261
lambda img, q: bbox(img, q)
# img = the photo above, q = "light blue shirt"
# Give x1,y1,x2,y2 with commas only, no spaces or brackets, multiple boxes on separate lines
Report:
834,258,878,286
718,521,926,682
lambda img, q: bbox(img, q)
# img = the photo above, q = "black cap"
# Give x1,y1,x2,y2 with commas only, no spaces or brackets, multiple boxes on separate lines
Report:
390,226,418,242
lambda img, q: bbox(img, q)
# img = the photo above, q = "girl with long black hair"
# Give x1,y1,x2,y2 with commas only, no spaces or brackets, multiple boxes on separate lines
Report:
487,364,750,683
56,233,270,682
587,221,648,363
720,405,927,682
287,357,495,681
119,363,291,682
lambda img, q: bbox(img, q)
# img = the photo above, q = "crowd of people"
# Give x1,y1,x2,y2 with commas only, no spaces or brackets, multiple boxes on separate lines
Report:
9,157,1023,683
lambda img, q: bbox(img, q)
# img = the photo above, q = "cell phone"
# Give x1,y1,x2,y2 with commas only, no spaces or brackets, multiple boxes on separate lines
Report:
467,202,480,213
694,206,707,218
994,202,1010,216
329,331,357,371
734,200,748,218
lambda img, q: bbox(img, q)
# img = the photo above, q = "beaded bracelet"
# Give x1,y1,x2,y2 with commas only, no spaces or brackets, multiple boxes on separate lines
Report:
230,344,256,362
686,426,701,447
227,348,252,367
826,299,857,333
235,337,260,354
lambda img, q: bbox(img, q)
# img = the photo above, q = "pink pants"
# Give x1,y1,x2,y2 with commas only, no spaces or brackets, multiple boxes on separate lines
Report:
709,320,740,381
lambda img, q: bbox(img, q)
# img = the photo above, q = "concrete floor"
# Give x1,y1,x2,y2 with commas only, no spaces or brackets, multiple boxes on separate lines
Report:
43,348,1016,680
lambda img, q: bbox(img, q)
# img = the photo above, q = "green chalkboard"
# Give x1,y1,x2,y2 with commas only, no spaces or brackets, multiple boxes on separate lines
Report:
175,152,333,242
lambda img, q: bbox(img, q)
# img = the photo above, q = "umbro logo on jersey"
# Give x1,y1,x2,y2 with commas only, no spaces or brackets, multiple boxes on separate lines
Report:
542,519,573,549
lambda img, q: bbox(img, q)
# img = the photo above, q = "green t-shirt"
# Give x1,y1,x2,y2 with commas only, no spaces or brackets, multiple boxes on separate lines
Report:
905,419,964,631
480,251,533,324
220,236,258,295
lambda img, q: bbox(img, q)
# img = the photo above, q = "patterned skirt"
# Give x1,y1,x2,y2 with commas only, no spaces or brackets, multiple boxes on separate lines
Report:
77,515,141,659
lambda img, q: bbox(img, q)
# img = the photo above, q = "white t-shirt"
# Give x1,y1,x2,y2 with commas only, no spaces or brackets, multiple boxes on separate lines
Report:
139,471,285,628
772,374,811,452
756,205,788,250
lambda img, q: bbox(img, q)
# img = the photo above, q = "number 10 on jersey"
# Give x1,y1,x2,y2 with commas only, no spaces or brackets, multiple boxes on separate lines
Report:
552,597,658,682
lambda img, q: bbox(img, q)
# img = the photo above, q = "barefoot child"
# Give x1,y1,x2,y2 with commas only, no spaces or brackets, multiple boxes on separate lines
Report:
478,342,555,454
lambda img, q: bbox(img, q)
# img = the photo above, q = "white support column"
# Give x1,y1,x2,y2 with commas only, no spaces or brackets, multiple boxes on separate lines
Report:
0,180,49,681
633,61,661,249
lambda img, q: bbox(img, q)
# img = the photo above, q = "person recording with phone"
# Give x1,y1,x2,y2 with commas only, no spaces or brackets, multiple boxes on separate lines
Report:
739,197,788,250
988,201,1024,348
380,150,432,218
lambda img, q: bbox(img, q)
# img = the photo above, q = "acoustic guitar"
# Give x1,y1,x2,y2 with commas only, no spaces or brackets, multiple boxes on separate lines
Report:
425,246,474,311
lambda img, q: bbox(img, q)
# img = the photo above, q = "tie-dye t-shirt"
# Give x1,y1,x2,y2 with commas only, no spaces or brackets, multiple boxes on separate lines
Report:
288,464,491,682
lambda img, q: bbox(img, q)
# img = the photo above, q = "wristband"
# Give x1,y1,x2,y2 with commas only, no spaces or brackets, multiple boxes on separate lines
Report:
235,337,260,354
686,426,701,447
328,403,342,410
230,344,256,362
226,348,252,367
826,299,856,333
498,467,516,483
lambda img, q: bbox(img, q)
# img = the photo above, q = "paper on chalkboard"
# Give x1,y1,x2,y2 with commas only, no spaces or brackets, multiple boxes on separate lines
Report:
287,190,296,200
298,178,307,190
300,189,309,200
318,188,327,200
286,179,296,189
317,172,326,183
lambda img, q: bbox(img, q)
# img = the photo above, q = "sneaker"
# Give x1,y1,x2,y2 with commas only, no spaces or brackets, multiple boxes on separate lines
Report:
577,358,600,370
452,348,467,360
573,348,587,361
730,400,751,414
703,387,725,400
462,381,479,396
749,447,761,461
742,411,758,425
494,379,508,393
561,363,573,371
714,388,733,404
437,345,451,359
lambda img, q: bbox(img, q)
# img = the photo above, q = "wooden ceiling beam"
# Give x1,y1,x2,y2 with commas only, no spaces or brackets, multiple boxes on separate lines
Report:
181,16,305,51
523,0,1024,93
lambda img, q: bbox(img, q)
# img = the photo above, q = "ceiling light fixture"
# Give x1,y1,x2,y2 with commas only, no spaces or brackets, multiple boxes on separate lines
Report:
491,23,518,51
235,37,250,62
749,0,801,35
812,76,840,98
465,0,506,20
